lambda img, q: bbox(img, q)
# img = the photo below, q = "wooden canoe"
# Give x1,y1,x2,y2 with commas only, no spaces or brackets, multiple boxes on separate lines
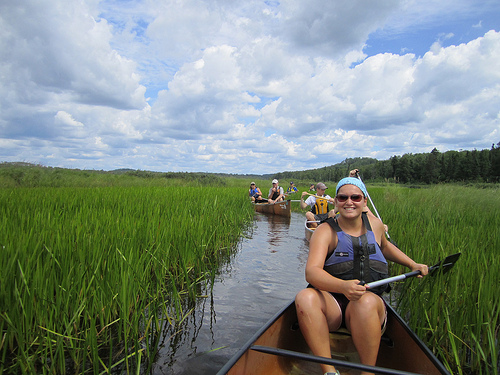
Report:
253,200,291,217
217,300,450,375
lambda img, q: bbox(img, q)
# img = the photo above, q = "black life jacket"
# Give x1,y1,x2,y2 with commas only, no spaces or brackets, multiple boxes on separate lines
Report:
270,186,282,200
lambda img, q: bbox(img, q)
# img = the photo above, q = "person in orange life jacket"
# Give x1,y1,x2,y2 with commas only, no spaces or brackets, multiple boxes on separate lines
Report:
295,177,428,375
248,182,263,202
300,182,334,228
267,179,284,203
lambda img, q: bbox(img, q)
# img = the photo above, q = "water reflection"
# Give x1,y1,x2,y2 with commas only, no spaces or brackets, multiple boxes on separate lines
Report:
150,211,309,374
263,213,291,250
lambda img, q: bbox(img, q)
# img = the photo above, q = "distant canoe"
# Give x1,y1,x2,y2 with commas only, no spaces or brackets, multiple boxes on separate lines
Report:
305,215,339,242
304,219,315,242
216,299,450,375
253,200,291,217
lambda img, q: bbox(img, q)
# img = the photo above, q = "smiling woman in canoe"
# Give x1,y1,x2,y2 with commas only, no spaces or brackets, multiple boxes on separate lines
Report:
294,177,428,375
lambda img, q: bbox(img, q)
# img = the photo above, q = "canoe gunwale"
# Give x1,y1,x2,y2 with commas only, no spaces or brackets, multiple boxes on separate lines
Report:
384,303,450,374
215,302,291,375
304,219,314,242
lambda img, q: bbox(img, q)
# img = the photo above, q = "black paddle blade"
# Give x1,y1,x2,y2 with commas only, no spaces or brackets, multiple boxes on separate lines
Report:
429,253,461,276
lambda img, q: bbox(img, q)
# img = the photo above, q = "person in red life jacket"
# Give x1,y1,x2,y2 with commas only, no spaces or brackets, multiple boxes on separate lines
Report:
248,182,263,202
267,179,284,203
294,177,428,375
300,182,334,228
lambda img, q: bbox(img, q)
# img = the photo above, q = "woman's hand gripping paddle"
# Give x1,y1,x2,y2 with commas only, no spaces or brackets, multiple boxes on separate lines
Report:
363,253,461,289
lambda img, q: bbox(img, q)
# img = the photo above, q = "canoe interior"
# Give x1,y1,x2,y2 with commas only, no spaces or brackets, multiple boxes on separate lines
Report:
221,301,449,375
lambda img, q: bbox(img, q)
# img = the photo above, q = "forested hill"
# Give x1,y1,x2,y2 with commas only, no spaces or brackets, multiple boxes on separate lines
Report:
267,143,500,184
2,143,499,187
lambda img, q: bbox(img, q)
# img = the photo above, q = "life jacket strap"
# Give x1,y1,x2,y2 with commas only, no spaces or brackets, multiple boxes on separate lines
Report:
351,233,372,284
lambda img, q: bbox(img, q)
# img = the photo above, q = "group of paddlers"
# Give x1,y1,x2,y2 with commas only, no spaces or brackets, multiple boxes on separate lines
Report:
248,179,313,205
248,178,286,204
248,170,383,230
248,169,428,375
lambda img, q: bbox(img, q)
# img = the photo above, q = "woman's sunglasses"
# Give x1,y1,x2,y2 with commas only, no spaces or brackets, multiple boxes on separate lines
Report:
336,194,364,203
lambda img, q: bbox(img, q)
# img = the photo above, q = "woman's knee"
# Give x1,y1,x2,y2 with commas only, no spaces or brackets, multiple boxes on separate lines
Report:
359,292,381,307
347,293,384,320
295,288,325,312
296,288,317,305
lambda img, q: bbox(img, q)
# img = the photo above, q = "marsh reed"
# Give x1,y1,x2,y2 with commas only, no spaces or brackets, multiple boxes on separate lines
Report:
0,185,253,374
1,175,498,374
365,184,499,375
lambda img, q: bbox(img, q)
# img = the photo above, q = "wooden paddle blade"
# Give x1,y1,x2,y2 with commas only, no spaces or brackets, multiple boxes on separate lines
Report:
429,253,461,276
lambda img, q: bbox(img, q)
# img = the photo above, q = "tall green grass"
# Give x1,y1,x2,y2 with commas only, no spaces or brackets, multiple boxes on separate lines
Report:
366,184,499,375
0,186,253,373
2,174,498,374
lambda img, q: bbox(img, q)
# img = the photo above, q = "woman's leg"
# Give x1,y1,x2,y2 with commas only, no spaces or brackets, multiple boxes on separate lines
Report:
295,288,342,374
345,292,386,368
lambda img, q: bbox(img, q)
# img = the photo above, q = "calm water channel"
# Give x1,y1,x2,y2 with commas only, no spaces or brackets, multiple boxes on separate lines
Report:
151,210,309,374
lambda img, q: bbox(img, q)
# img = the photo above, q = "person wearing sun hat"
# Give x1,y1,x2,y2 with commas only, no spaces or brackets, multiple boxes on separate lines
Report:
295,175,428,375
267,179,284,203
248,182,263,202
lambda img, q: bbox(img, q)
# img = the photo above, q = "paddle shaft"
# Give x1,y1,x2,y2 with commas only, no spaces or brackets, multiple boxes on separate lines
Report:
304,191,334,202
365,271,420,289
365,257,459,289
355,172,392,241
251,345,422,375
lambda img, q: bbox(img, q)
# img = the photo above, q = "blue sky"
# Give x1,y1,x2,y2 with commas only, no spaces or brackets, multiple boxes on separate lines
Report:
1,0,499,174
364,5,500,57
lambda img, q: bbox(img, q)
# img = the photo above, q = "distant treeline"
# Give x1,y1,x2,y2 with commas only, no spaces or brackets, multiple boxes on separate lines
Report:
2,143,500,187
272,143,500,184
0,163,229,188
